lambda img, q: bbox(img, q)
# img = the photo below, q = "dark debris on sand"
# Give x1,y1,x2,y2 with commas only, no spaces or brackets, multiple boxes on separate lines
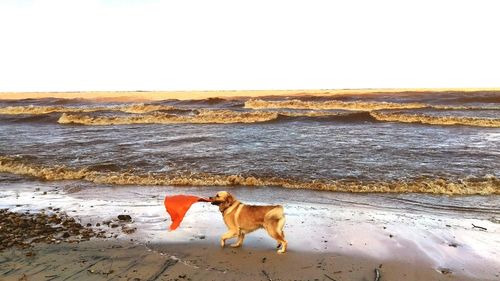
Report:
0,208,105,251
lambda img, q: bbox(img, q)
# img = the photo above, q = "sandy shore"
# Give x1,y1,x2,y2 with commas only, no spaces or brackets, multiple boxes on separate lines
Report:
0,238,473,281
0,182,499,280
1,88,498,101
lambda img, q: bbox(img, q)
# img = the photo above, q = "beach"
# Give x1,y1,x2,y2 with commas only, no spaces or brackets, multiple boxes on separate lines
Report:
0,90,499,280
1,182,499,280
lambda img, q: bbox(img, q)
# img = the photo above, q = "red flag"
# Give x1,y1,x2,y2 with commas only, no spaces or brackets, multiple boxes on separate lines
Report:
164,195,211,231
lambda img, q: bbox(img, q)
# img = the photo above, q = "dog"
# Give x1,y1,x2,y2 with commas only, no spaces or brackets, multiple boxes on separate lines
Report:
209,191,287,253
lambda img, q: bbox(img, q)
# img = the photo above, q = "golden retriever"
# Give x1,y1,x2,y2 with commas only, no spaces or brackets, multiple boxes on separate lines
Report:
209,191,287,253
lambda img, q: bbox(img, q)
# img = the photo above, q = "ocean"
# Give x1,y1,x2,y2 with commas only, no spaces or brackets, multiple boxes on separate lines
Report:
0,91,498,197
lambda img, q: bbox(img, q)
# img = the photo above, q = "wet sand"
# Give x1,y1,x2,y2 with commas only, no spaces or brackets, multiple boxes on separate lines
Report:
0,239,473,281
1,88,498,101
1,183,499,280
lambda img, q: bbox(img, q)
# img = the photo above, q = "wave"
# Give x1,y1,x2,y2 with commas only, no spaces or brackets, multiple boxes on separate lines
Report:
0,98,88,106
451,95,500,104
0,156,498,195
245,99,500,111
58,110,280,125
370,112,500,127
57,110,379,125
55,110,499,127
280,111,376,122
245,99,429,111
2,102,498,127
0,114,59,124
118,104,177,113
174,97,232,105
0,104,176,115
431,105,500,110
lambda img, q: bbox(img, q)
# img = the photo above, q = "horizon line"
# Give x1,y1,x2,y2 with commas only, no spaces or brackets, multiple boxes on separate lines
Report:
1,87,499,101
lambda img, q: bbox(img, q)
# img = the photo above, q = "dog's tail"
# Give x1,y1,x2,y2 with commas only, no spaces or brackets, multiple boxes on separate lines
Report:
265,205,284,220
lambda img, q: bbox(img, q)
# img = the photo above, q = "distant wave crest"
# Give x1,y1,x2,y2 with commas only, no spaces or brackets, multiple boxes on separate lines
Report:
245,99,499,111
0,104,176,115
245,99,429,111
371,111,500,127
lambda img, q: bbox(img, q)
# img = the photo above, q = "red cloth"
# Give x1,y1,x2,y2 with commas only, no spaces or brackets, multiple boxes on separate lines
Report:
164,195,211,231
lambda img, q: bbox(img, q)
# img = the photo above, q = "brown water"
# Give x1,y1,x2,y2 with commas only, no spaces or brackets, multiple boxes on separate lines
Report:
0,91,499,197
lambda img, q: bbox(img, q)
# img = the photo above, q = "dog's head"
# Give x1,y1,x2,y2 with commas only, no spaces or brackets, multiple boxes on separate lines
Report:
209,191,236,212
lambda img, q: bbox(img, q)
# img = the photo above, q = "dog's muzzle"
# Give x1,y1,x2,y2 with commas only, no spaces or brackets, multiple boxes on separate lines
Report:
209,197,221,205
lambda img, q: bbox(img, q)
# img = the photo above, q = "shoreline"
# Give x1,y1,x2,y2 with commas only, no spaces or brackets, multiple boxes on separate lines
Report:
1,88,499,101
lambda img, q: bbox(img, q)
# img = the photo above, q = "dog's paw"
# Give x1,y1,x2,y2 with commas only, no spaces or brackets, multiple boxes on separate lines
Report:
230,243,241,248
277,249,286,254
220,240,225,248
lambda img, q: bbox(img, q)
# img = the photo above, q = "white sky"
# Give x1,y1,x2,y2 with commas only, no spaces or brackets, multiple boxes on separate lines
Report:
0,0,499,92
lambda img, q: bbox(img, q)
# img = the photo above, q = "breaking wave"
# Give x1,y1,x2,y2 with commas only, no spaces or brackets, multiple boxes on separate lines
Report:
245,99,428,111
2,102,498,127
371,111,500,127
0,104,176,115
245,99,499,111
56,110,381,125
58,110,280,125
0,156,498,195
55,110,499,127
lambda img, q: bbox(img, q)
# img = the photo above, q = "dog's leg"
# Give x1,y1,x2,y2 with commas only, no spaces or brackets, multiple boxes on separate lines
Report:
276,230,286,249
276,215,287,253
265,221,288,254
230,230,245,248
220,230,237,248
278,236,288,254
277,230,286,248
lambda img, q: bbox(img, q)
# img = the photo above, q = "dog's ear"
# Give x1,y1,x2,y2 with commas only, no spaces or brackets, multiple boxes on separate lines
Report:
225,193,235,204
219,193,235,212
